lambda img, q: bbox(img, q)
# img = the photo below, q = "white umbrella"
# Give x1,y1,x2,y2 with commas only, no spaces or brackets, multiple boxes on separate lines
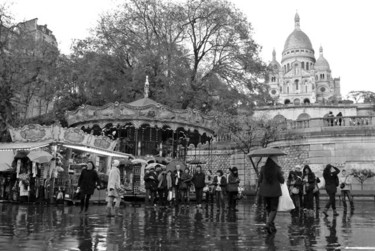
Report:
131,159,148,165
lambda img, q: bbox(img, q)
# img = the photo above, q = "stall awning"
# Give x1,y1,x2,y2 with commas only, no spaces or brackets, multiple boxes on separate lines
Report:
0,151,15,172
62,144,134,159
0,140,53,151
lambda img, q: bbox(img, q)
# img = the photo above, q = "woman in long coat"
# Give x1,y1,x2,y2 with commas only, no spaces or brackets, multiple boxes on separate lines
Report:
322,164,340,217
106,159,122,217
78,161,100,213
258,157,285,234
302,165,316,216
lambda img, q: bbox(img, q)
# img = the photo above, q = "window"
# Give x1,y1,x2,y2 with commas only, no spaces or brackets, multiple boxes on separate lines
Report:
271,89,277,95
295,80,299,90
284,65,287,72
306,63,309,70
320,74,325,80
320,87,326,92
287,63,290,70
271,76,276,82
301,62,305,69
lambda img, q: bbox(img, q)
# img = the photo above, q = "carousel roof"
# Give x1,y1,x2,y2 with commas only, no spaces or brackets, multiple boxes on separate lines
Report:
65,78,218,136
128,97,160,107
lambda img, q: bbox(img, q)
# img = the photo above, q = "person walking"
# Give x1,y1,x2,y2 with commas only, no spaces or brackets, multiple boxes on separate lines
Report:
258,157,285,234
77,161,101,214
173,165,183,206
204,170,214,203
166,170,174,207
192,165,205,208
294,165,304,209
322,164,340,217
106,159,123,217
313,177,321,210
179,168,192,208
213,170,227,211
144,167,158,207
302,165,316,216
339,169,354,210
227,167,240,211
287,171,302,214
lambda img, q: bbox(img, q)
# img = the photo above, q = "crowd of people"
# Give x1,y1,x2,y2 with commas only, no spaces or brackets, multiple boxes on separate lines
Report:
143,164,241,212
286,164,354,218
259,156,356,234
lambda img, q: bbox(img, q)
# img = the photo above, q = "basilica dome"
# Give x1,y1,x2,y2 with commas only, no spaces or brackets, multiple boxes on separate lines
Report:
283,13,313,52
315,46,331,71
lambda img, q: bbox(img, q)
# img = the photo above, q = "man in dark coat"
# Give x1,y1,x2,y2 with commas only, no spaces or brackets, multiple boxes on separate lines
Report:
144,167,158,206
192,165,205,208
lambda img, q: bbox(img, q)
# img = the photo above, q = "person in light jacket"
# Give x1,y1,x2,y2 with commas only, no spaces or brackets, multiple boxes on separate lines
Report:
339,169,354,210
106,159,122,217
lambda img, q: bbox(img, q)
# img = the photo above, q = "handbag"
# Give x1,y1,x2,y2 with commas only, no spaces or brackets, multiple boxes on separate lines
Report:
340,183,346,189
291,187,299,194
277,183,295,212
203,186,209,192
167,191,173,201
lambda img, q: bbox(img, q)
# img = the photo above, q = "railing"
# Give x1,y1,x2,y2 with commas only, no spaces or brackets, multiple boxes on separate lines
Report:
287,116,375,130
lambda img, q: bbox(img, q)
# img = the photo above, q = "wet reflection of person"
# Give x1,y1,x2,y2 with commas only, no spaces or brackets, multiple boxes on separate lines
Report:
324,217,340,250
77,217,93,251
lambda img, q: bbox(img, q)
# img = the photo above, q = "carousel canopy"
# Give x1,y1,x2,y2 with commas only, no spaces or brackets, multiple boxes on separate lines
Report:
65,78,218,137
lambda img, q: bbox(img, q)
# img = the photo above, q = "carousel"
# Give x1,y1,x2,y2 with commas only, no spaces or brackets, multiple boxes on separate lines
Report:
65,77,218,160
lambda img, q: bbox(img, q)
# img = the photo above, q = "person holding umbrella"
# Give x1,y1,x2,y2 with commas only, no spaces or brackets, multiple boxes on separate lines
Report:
77,161,101,213
258,156,285,234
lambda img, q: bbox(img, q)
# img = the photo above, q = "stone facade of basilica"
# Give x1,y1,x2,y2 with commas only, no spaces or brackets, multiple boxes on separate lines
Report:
266,13,341,106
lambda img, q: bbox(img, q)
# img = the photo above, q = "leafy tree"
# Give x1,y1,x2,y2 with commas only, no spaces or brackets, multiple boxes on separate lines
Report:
351,168,375,190
346,91,375,104
0,5,60,141
70,0,267,113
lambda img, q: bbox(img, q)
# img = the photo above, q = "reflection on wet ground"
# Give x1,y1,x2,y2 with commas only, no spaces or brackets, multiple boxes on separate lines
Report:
1,200,375,250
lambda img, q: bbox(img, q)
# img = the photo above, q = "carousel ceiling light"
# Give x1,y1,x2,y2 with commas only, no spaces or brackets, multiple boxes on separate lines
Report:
62,144,133,158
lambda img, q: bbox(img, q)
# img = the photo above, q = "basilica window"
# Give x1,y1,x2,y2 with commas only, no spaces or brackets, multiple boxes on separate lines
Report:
306,62,309,70
320,74,325,80
295,80,299,90
301,62,305,69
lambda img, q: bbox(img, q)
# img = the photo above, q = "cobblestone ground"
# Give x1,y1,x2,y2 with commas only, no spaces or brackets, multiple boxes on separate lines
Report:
0,199,375,251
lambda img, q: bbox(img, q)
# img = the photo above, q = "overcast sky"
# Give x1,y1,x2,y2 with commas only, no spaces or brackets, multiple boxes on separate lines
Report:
7,0,375,97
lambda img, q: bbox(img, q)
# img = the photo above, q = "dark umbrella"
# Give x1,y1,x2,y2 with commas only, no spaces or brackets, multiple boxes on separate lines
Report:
166,160,186,171
248,148,286,157
187,159,207,165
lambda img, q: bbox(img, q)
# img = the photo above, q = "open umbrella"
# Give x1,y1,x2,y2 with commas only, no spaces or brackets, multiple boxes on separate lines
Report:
248,148,286,157
131,159,148,165
28,151,53,163
166,160,186,171
187,159,207,164
146,163,166,170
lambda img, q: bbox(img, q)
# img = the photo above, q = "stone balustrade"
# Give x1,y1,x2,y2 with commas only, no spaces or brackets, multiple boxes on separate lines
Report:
287,116,375,130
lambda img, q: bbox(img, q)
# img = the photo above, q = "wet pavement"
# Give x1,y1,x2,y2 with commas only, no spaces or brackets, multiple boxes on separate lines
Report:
1,200,375,251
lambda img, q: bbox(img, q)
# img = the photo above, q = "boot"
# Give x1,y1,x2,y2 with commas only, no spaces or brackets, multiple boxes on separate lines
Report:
333,210,339,216
322,208,328,217
265,211,277,234
114,207,122,217
106,207,113,217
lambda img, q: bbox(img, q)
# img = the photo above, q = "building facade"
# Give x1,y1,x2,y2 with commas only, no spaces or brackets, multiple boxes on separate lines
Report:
267,13,341,106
